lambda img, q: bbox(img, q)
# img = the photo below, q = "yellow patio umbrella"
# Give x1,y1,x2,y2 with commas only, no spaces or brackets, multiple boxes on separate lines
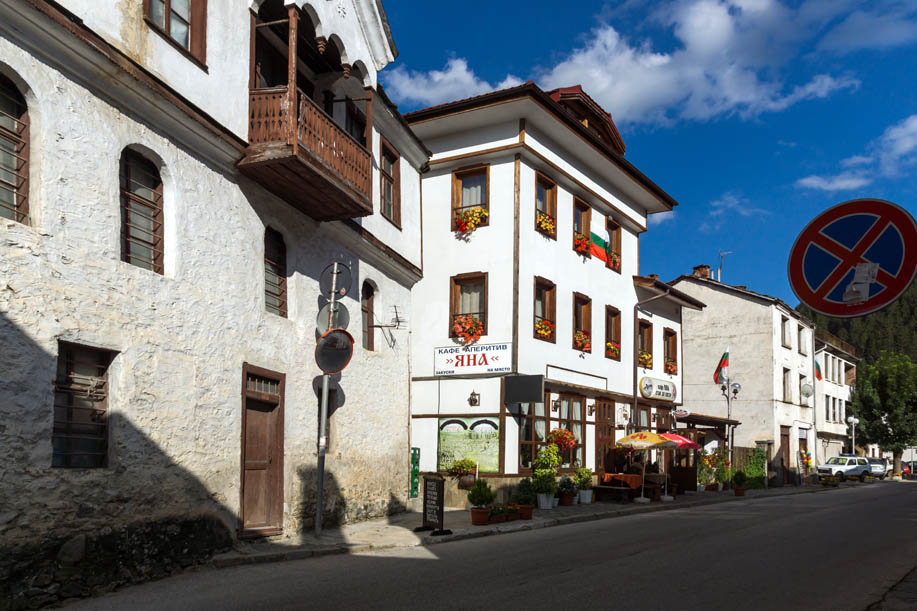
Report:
616,432,678,503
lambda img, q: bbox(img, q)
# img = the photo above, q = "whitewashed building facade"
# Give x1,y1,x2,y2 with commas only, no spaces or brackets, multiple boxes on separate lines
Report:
814,330,856,461
405,84,704,492
0,0,428,597
671,266,818,485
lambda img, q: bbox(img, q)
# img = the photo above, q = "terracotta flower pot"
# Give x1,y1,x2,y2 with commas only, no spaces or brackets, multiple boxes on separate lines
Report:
458,474,476,490
734,488,745,496
489,514,506,524
559,493,575,506
518,504,534,520
470,507,490,526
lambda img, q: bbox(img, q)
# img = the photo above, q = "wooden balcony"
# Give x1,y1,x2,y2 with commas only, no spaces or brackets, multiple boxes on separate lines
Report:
239,87,373,221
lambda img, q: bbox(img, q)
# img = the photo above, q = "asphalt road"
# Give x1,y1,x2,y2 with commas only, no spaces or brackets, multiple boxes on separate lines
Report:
69,483,917,611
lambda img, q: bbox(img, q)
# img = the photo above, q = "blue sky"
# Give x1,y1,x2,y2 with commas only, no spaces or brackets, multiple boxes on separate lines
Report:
379,0,917,305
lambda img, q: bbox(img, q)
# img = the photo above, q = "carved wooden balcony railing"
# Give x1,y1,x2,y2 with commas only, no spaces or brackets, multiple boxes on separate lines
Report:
239,86,373,221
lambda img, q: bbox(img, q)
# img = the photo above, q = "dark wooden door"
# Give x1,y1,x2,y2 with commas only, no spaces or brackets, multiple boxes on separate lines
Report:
780,426,791,486
594,401,616,475
241,364,285,537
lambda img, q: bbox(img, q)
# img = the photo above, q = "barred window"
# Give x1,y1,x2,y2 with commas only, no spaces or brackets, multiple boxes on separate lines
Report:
264,228,287,317
53,343,113,468
0,74,29,224
120,150,164,273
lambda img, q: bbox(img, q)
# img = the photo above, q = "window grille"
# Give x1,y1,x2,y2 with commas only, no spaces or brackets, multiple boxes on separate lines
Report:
120,150,164,273
52,344,113,468
0,74,28,223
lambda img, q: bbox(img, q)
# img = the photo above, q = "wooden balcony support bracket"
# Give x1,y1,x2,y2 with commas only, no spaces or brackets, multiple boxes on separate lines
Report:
316,36,326,54
286,4,299,155
364,86,374,154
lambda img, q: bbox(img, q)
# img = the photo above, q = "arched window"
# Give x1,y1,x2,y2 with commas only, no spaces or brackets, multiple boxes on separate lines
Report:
120,149,164,274
361,281,374,351
0,74,29,223
264,228,287,317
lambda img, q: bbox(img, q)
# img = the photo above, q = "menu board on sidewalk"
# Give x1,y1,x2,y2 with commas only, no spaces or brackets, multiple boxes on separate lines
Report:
422,474,444,531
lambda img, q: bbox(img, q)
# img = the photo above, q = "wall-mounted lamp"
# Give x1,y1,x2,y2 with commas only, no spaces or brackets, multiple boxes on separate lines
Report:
552,399,561,412
468,390,480,406
587,402,596,416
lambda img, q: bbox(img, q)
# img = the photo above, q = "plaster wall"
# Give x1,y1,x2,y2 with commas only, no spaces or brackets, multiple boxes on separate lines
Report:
0,32,415,547
57,0,388,139
814,350,852,437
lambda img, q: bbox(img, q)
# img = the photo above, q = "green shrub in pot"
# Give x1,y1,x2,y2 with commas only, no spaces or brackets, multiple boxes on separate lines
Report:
467,478,495,508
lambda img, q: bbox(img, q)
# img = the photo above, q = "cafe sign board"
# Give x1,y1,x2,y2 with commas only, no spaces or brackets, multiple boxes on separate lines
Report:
640,377,677,402
434,342,512,376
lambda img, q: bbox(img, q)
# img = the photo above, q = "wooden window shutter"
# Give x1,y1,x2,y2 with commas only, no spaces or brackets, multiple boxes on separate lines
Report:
191,0,208,63
393,153,401,226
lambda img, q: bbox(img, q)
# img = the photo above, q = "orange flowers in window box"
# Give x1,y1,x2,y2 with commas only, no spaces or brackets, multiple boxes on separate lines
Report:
547,428,577,452
573,330,591,352
455,206,488,235
536,211,556,235
573,233,590,255
534,319,555,340
638,350,653,368
607,252,621,272
453,314,484,344
664,359,678,375
605,341,621,359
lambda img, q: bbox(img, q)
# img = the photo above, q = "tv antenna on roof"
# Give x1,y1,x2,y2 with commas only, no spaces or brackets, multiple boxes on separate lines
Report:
718,250,733,282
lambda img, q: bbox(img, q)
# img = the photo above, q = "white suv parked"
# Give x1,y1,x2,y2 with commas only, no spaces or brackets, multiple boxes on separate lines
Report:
817,455,871,482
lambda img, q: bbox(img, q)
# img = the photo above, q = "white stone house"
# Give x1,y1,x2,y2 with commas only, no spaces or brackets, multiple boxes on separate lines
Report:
404,83,704,490
0,0,428,569
814,330,855,461
670,266,817,485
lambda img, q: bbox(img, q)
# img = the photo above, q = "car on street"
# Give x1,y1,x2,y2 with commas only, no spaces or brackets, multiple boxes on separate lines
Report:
868,457,891,479
817,455,871,482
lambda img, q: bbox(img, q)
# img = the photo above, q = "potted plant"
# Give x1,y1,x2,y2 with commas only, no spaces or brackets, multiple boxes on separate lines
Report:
664,359,678,375
573,330,591,352
713,448,731,491
512,478,536,519
534,319,555,340
558,476,577,505
605,341,621,359
504,503,520,521
638,350,653,368
607,251,621,272
546,428,577,452
574,233,590,255
449,458,477,490
733,470,747,496
697,449,713,491
467,478,495,525
488,504,506,523
455,206,488,235
536,211,556,236
576,467,593,504
452,314,484,344
532,444,561,509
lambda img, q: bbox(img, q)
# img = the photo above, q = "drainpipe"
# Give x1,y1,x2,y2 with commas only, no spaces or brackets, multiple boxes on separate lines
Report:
630,287,673,434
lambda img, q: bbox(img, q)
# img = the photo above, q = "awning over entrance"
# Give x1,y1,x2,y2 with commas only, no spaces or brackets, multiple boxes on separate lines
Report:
678,413,741,428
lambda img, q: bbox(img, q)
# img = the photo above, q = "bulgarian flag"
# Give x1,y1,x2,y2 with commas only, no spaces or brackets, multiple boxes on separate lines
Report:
713,349,729,384
589,232,609,262
815,361,822,381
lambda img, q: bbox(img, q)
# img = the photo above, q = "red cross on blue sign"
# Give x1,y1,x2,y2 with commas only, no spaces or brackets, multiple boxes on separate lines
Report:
788,199,917,318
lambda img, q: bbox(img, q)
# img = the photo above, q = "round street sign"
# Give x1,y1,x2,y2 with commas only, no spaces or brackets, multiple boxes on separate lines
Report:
788,199,917,318
673,409,690,419
315,329,354,374
319,263,352,298
316,301,350,334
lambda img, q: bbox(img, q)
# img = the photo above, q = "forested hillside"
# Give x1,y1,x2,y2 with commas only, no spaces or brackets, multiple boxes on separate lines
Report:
796,282,917,363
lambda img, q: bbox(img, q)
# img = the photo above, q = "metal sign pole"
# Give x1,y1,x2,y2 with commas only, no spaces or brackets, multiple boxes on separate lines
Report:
315,263,338,538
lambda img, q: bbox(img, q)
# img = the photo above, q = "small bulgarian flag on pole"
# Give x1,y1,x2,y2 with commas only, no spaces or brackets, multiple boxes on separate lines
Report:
713,349,729,384
815,360,822,381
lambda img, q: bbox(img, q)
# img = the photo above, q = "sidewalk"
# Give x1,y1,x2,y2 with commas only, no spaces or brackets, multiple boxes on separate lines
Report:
209,482,853,570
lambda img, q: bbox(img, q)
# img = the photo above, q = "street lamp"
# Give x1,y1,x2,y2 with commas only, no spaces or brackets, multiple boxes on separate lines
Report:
720,382,741,462
847,416,860,454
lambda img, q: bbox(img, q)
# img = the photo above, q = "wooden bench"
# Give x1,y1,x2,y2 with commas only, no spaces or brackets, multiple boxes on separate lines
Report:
593,484,633,502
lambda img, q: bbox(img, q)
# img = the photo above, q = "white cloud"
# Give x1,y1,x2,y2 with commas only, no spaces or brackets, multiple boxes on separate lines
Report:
795,172,873,191
699,192,769,233
649,210,675,226
794,113,917,190
818,7,917,55
383,58,522,109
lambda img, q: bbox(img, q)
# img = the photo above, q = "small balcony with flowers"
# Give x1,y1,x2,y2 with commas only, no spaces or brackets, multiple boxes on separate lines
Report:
239,1,374,221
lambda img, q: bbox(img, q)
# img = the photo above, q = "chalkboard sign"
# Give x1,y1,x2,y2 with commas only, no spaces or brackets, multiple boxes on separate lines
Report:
414,473,451,536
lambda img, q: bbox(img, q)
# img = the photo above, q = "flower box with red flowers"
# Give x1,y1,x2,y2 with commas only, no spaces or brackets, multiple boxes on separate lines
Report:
546,428,577,452
573,330,591,352
607,251,621,272
534,319,555,340
605,341,621,359
664,359,678,375
573,233,590,255
638,350,653,368
454,206,488,236
536,211,556,236
452,314,484,344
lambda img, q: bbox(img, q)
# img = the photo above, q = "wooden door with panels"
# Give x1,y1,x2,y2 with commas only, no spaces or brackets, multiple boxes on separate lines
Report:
240,363,285,537
594,400,616,475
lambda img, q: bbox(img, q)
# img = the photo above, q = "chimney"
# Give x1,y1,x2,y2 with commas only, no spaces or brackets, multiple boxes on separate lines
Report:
648,273,659,281
693,264,710,279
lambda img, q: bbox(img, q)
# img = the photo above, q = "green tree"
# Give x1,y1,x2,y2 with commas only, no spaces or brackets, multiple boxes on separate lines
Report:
850,352,917,473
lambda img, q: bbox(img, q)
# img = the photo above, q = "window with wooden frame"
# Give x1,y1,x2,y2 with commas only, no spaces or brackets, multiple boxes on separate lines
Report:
606,217,622,272
534,173,557,238
635,405,651,431
264,228,287,317
663,328,677,375
605,306,621,360
0,74,28,224
120,149,164,274
52,343,114,468
638,319,653,368
783,368,793,403
449,272,488,337
144,0,207,65
451,165,489,230
831,396,837,422
572,198,591,255
361,281,374,351
798,376,806,406
798,325,807,355
839,399,844,422
519,393,549,471
346,101,367,147
380,140,400,227
781,316,793,348
572,293,592,352
825,396,830,422
533,277,556,342
552,394,585,469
